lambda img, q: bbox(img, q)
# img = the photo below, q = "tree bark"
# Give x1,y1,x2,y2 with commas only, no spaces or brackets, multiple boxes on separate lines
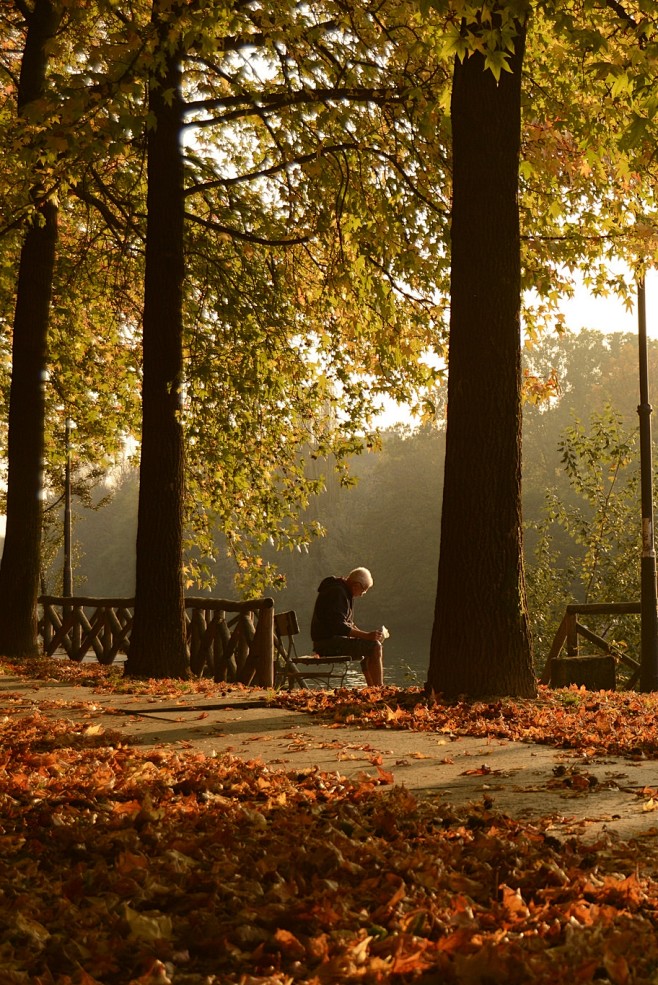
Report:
427,17,536,698
0,0,60,658
125,2,189,678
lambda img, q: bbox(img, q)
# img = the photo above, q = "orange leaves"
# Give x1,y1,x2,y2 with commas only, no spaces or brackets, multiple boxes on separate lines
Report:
387,940,436,976
273,928,306,961
460,764,493,776
603,950,631,985
277,684,658,761
7,667,658,982
499,884,531,920
128,961,172,985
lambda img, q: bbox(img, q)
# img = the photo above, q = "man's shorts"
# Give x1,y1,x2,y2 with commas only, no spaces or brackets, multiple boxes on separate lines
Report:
313,636,378,659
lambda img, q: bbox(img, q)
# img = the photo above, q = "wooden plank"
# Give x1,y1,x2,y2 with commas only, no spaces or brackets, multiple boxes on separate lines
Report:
296,656,351,666
96,606,131,665
539,615,568,685
545,603,644,691
281,655,353,690
566,602,641,616
41,604,64,656
76,608,107,661
551,654,616,690
575,622,641,670
252,604,274,688
39,594,275,614
45,607,81,658
40,595,136,607
566,612,578,657
107,607,132,645
188,607,207,675
575,621,610,652
213,617,232,681
185,596,275,613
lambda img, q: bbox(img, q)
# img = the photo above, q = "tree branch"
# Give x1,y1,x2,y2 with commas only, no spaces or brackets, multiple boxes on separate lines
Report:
71,180,132,239
88,166,145,238
365,251,437,308
184,143,355,194
183,84,411,126
0,209,31,240
14,1,32,21
0,58,20,88
185,142,448,217
184,211,312,246
605,0,639,31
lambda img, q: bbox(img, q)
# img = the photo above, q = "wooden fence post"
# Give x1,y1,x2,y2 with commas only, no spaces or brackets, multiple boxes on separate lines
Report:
254,600,274,687
566,611,578,657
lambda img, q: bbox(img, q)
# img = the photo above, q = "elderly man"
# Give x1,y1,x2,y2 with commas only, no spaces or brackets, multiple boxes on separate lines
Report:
310,566,384,686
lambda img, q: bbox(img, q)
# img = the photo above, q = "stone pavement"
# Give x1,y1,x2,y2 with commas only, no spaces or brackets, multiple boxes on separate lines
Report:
3,673,658,842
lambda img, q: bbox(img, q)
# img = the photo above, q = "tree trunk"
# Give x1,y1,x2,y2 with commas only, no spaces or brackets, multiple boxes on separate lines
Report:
125,4,189,678
427,17,536,699
0,0,60,658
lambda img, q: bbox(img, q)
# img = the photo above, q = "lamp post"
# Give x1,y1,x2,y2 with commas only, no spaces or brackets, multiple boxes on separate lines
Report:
637,276,658,691
63,418,73,598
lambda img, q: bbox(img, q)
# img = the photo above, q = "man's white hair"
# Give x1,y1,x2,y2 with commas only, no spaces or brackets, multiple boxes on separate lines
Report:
348,567,374,589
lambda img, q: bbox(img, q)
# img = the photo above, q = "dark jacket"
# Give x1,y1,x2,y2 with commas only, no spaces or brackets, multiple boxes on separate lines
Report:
311,576,353,643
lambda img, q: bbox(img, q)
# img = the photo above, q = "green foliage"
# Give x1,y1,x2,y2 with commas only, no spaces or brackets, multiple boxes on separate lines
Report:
428,1,531,80
524,514,573,661
526,404,644,673
522,328,658,676
1,0,454,595
168,0,454,591
0,2,145,513
517,3,658,340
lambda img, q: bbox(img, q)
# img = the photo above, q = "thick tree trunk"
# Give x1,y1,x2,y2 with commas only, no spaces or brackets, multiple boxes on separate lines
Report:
0,0,60,658
427,19,536,698
125,6,189,678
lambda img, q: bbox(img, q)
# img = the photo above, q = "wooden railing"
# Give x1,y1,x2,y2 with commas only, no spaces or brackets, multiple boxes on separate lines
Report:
38,595,275,686
540,601,642,688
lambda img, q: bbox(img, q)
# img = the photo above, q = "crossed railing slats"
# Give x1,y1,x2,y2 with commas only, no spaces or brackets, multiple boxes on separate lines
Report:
38,595,274,686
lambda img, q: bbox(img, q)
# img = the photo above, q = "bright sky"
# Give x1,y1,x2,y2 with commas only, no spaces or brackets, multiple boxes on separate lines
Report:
376,268,658,427
559,268,658,337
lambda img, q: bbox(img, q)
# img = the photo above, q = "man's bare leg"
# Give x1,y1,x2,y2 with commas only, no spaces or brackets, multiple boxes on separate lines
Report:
362,643,383,686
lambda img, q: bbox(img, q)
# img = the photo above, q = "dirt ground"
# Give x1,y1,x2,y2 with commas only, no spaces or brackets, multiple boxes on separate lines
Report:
3,672,658,843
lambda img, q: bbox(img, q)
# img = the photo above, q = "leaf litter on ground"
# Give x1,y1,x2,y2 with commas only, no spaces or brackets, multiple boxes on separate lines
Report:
2,659,658,983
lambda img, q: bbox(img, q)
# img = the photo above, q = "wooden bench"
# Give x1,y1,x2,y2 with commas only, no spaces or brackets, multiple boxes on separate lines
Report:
274,610,355,690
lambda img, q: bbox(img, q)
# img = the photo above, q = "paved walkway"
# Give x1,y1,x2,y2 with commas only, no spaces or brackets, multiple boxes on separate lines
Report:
3,673,658,841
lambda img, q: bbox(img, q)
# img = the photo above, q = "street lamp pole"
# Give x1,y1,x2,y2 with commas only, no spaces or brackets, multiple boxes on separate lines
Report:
637,276,658,691
63,418,73,598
